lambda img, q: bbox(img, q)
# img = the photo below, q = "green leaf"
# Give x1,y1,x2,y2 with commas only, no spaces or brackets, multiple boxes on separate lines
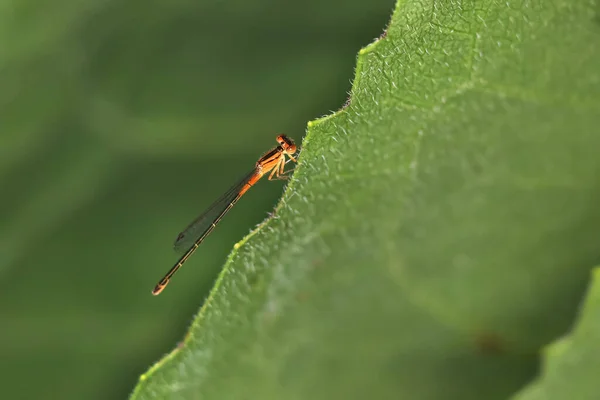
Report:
132,0,600,399
0,1,393,399
511,267,600,400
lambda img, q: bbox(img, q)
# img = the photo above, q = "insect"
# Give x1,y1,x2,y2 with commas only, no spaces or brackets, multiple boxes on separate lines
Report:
152,134,298,295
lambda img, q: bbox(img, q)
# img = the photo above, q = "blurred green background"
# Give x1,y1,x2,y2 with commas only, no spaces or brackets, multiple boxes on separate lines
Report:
0,1,394,399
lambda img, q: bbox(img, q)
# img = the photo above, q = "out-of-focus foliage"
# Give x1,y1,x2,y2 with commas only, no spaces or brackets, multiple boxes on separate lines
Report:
512,268,600,400
0,0,394,399
131,0,600,399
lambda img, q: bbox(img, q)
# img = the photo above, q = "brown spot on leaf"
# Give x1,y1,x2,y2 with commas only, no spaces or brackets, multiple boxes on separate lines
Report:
474,331,505,355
